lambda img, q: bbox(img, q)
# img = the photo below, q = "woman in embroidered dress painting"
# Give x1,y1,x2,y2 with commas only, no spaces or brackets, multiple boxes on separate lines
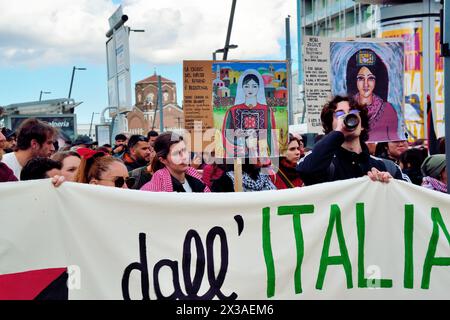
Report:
222,69,277,158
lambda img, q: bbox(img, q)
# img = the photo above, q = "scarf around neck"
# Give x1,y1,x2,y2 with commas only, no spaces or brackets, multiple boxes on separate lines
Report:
227,171,276,192
422,176,447,193
355,93,385,126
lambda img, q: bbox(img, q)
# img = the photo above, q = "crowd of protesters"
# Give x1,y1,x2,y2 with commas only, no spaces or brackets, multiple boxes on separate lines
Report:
0,95,448,194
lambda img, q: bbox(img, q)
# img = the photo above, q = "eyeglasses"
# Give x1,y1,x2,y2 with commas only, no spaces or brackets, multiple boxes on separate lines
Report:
100,176,136,188
334,109,360,119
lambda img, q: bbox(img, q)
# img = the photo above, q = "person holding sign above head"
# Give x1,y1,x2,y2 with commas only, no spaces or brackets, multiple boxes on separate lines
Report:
297,95,409,185
222,69,277,158
140,132,210,193
346,49,400,142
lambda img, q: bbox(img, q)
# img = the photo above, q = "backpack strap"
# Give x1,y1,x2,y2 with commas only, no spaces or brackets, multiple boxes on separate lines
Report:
276,168,296,188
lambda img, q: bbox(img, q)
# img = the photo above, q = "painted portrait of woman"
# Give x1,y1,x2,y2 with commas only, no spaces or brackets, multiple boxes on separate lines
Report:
221,69,277,158
346,49,400,142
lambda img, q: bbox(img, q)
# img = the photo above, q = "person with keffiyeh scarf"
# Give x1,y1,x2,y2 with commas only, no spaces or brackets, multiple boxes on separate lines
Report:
211,161,276,192
140,132,210,193
421,154,447,193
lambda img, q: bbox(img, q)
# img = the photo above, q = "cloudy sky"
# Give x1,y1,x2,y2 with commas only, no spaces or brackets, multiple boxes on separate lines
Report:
0,0,298,124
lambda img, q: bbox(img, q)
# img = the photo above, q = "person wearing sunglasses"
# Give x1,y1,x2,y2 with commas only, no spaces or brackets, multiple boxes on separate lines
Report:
297,95,409,186
75,151,134,189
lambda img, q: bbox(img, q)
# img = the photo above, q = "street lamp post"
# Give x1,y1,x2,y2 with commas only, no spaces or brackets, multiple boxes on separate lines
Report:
89,112,100,138
39,91,51,101
223,0,237,61
213,44,238,61
68,66,87,100
128,28,145,33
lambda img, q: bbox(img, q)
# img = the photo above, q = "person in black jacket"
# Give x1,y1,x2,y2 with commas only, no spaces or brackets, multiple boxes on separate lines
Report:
121,135,152,172
297,95,409,185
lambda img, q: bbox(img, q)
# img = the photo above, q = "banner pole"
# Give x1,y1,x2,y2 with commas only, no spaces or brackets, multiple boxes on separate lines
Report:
441,0,450,193
234,158,243,192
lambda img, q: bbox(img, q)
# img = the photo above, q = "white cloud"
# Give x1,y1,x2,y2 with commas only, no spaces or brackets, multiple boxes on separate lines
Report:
0,0,297,67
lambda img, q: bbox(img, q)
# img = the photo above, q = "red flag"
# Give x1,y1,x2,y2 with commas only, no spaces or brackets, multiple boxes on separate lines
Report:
0,268,68,300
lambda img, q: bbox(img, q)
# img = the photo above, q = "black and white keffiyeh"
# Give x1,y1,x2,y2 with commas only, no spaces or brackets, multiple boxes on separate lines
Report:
227,171,276,192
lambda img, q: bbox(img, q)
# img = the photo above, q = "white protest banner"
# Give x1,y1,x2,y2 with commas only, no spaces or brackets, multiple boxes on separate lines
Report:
303,36,407,142
0,178,449,299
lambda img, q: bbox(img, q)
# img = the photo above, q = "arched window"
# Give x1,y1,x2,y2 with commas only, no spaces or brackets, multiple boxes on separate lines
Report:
146,93,154,104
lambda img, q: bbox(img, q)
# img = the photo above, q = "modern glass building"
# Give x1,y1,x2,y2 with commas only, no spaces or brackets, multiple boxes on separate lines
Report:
300,0,380,38
292,1,380,125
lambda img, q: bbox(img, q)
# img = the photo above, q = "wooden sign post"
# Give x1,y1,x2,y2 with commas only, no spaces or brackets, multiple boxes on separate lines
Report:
233,158,243,192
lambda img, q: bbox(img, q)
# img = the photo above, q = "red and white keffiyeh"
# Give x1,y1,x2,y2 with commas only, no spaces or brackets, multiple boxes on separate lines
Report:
140,167,210,192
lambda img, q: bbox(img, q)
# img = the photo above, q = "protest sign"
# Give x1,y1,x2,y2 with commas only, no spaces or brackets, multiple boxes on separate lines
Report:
382,22,424,141
303,36,407,142
183,60,289,159
434,22,445,138
183,61,215,153
303,36,332,134
211,61,289,159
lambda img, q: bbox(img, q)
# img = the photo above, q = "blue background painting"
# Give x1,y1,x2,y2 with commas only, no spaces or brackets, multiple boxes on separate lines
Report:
330,41,406,139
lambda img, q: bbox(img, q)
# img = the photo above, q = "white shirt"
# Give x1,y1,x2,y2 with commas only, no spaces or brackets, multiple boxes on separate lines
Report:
1,152,22,180
182,180,193,193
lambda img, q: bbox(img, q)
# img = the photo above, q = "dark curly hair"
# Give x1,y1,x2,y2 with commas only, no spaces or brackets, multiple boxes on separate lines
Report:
321,95,370,142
